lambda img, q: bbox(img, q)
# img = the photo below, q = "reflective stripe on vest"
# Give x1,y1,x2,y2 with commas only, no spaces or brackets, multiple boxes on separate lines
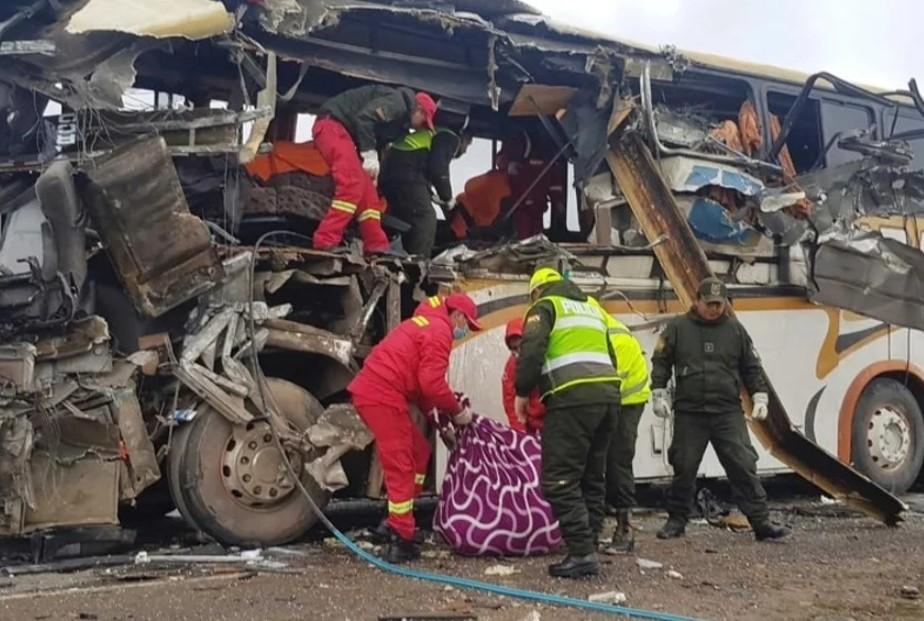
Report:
534,295,619,399
591,298,652,405
391,129,434,152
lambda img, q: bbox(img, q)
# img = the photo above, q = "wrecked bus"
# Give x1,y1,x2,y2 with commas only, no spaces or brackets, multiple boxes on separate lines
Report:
0,0,916,548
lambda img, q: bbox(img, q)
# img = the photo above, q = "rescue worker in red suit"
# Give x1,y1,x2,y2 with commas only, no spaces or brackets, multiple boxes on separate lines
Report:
501,317,545,433
497,131,566,240
312,85,438,256
348,293,482,563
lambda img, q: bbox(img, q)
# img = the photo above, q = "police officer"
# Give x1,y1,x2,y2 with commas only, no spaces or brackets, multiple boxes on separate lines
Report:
515,268,620,578
651,277,791,542
588,298,650,554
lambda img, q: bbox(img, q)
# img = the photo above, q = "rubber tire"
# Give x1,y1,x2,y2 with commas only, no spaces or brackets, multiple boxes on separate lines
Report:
166,420,208,534
851,377,924,494
174,378,331,547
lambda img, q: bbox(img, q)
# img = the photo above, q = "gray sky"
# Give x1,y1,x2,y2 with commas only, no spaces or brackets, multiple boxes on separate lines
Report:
526,0,922,89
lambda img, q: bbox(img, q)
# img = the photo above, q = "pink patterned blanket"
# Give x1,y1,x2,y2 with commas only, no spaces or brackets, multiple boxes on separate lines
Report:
433,415,562,556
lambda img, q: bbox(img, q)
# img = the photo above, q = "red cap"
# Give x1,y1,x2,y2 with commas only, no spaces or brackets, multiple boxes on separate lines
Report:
445,293,482,331
415,92,437,130
505,317,524,347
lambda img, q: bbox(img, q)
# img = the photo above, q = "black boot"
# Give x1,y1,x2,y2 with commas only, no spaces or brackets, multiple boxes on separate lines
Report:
548,552,599,579
371,520,425,545
384,535,421,564
605,510,635,554
753,521,792,542
656,516,686,539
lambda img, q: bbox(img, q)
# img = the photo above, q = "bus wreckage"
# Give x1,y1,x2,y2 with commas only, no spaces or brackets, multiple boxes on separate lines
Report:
1,0,922,548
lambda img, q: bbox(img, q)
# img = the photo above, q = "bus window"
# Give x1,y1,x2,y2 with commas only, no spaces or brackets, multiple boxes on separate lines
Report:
820,100,874,167
884,110,924,171
767,91,821,173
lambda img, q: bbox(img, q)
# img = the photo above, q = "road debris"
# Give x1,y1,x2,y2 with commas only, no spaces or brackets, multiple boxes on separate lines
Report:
636,558,663,571
900,585,921,600
484,564,519,577
588,591,627,605
667,570,684,580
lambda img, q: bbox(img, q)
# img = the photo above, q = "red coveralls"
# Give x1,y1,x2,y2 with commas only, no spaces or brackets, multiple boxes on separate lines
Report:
348,307,462,541
311,117,390,253
501,317,546,433
497,135,566,240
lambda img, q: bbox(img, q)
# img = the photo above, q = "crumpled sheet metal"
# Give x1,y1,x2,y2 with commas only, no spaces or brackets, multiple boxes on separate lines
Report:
67,0,234,39
659,156,764,197
304,403,372,492
810,232,924,332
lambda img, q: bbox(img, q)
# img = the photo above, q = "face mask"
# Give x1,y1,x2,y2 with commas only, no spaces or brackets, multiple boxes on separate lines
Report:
453,326,468,340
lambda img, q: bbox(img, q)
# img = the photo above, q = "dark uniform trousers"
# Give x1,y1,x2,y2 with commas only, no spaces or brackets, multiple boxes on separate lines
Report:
541,402,619,556
666,411,769,524
606,402,644,509
382,182,436,257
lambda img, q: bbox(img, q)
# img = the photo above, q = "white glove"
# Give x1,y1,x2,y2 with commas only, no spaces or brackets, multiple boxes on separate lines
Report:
751,392,769,421
453,406,473,426
652,388,672,419
514,396,530,425
445,196,458,211
361,150,379,180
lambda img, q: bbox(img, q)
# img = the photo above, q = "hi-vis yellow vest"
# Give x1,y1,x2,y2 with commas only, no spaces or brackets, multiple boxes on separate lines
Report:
534,295,620,399
589,299,652,405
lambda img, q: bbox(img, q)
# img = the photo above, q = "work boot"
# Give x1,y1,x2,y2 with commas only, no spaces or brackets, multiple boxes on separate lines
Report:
604,510,635,554
548,552,600,579
753,521,792,542
371,519,425,545
656,516,686,539
384,536,420,564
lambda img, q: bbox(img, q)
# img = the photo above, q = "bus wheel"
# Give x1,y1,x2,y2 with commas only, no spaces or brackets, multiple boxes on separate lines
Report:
170,378,331,546
851,378,924,494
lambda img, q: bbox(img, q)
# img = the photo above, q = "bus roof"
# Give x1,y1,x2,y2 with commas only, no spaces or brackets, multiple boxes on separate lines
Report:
510,12,904,99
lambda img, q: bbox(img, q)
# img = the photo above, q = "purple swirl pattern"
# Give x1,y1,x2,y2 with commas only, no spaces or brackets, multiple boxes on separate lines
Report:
433,416,562,556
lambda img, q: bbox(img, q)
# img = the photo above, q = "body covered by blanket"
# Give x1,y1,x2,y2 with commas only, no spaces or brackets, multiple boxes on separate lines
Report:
434,415,562,556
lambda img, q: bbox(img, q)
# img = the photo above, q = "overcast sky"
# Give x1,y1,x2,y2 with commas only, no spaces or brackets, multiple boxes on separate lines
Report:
526,0,922,89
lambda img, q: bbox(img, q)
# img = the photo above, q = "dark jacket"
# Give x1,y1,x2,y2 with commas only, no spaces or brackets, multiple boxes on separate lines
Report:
380,128,460,202
320,85,416,152
650,309,768,415
515,280,621,409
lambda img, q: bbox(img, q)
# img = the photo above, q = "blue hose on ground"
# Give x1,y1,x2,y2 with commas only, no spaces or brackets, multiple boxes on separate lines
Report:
245,232,698,621
325,522,698,621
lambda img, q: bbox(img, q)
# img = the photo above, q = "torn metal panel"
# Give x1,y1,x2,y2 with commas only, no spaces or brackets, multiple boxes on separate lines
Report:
608,128,906,524
20,453,121,533
304,403,372,492
80,135,224,318
110,384,160,497
67,0,234,40
508,84,576,117
0,344,37,395
263,319,355,368
810,232,924,332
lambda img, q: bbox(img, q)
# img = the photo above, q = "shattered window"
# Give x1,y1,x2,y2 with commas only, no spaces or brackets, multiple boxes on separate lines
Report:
885,111,924,171
820,100,874,167
767,91,822,173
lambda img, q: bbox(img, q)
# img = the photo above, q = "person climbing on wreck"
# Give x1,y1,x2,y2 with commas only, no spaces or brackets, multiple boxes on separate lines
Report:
379,117,472,258
310,84,438,257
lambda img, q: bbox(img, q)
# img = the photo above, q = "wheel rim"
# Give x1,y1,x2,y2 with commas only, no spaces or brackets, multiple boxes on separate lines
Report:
220,419,304,508
867,405,912,470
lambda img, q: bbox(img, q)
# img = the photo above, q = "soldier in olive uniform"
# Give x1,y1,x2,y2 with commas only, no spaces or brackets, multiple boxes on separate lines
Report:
515,268,620,578
651,277,791,542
